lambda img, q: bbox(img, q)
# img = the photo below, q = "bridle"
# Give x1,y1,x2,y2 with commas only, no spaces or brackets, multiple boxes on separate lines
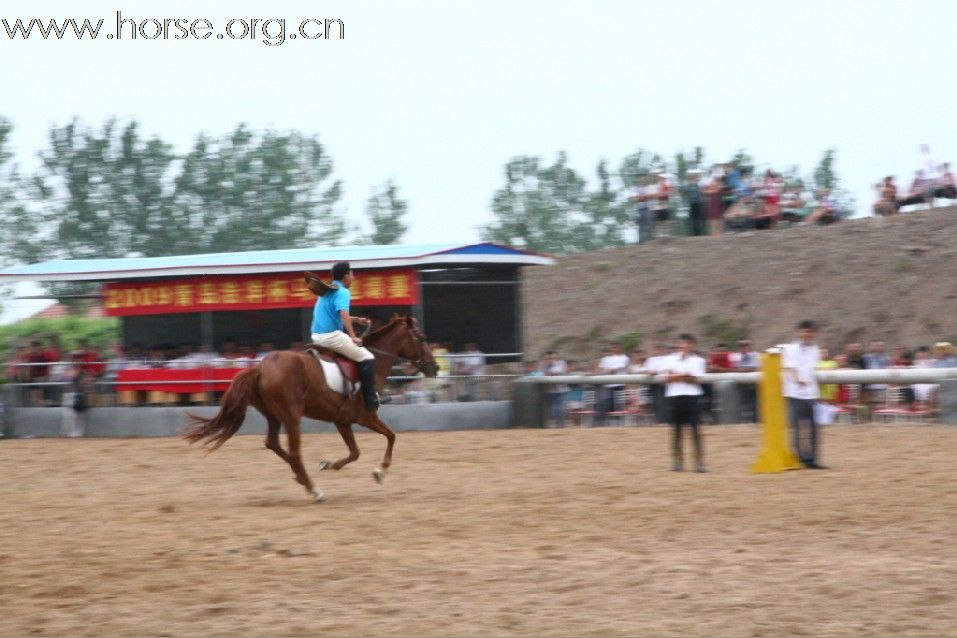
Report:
365,323,433,371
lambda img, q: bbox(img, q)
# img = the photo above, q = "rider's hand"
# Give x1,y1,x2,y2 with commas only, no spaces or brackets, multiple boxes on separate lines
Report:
352,337,363,346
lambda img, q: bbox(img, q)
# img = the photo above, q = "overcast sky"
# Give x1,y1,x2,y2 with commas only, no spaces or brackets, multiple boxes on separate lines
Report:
2,0,955,322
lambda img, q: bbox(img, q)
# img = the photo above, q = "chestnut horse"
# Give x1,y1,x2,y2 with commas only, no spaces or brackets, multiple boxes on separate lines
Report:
183,316,438,502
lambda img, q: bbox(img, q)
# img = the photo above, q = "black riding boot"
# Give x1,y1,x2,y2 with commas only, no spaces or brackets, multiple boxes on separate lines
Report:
358,359,380,411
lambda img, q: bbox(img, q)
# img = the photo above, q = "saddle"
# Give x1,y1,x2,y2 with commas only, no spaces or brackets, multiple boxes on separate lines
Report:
305,346,360,383
304,271,339,297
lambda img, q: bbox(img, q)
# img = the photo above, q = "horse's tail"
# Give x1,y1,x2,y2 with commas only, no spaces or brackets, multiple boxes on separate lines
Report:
182,366,259,451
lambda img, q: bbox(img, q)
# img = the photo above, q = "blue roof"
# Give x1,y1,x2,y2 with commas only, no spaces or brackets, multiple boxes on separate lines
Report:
0,242,553,282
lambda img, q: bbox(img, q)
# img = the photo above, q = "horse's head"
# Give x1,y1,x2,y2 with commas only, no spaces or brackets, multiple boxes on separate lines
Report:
376,316,439,378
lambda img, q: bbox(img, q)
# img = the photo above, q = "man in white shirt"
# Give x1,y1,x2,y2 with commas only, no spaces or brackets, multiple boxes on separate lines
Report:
644,343,672,424
729,338,760,422
782,320,826,469
597,342,629,425
660,334,707,472
456,342,486,401
542,350,569,427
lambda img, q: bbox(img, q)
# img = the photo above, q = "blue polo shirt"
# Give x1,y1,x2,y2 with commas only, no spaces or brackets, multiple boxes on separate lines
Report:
311,281,351,334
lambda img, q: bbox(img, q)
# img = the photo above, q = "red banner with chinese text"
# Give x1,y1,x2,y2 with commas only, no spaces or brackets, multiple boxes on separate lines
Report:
103,269,418,316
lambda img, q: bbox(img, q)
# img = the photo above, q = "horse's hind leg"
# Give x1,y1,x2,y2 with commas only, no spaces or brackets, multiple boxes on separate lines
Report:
284,418,323,502
263,416,303,484
360,413,396,483
318,422,360,471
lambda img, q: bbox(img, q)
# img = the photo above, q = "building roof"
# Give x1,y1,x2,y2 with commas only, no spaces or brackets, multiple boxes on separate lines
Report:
0,242,553,282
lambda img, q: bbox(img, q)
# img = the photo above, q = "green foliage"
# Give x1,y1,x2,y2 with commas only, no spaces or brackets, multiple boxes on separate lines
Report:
617,331,644,352
173,124,346,252
811,148,855,217
813,148,838,191
0,117,35,267
696,314,750,345
6,118,350,303
0,316,119,372
363,181,408,244
482,153,632,255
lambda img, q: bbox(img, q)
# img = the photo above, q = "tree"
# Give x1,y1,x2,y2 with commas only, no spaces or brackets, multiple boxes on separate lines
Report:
812,148,838,191
21,119,181,304
363,181,408,244
173,124,346,253
30,118,178,261
483,153,630,255
811,148,855,217
0,118,43,266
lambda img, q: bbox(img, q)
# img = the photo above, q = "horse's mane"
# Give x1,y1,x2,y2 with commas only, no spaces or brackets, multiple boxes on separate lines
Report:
364,316,418,345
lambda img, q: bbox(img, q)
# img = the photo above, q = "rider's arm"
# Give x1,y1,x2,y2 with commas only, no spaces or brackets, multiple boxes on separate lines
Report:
339,310,358,339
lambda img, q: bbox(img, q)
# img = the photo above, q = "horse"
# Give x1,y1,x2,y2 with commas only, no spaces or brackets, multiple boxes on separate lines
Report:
182,316,439,502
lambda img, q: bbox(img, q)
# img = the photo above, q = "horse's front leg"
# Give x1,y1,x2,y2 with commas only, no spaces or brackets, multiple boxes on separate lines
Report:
318,422,360,471
360,413,396,483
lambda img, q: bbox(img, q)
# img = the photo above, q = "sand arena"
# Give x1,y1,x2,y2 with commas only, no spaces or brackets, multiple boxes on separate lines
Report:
1,425,956,636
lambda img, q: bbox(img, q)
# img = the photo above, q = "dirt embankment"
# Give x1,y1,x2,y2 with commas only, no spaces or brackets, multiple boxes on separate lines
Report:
522,206,957,358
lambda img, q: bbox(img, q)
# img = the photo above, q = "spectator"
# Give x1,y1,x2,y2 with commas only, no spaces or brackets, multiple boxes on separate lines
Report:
912,346,936,410
935,163,956,200
861,339,890,416
780,185,807,225
729,339,759,421
219,337,242,365
660,333,707,472
542,350,568,428
703,166,726,237
806,188,840,225
147,345,168,368
898,170,930,209
873,176,899,216
681,170,707,237
723,193,757,231
933,342,957,368
919,144,938,203
72,340,105,380
169,343,197,369
892,349,917,409
456,342,486,376
844,342,865,369
756,170,782,230
817,348,839,404
429,342,451,377
596,342,630,423
61,369,93,437
256,341,276,361
645,343,672,424
193,344,219,365
456,342,486,401
782,320,826,469
703,343,732,423
651,173,673,238
633,175,655,244
627,349,647,374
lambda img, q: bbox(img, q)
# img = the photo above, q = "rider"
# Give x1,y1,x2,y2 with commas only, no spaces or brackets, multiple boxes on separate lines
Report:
310,261,379,410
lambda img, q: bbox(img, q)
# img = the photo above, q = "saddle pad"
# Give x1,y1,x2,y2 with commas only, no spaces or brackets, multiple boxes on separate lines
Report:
318,358,361,396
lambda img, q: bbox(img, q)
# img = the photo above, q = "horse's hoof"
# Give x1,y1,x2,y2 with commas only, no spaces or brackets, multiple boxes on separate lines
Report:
318,459,332,471
312,489,326,503
372,468,384,484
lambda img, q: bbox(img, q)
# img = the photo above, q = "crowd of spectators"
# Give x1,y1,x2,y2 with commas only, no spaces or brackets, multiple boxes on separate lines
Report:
633,161,844,243
2,336,501,407
522,337,957,427
873,146,956,216
635,145,956,243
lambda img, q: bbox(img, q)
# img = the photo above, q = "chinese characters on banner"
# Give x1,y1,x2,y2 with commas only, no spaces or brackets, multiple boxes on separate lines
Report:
103,269,418,317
